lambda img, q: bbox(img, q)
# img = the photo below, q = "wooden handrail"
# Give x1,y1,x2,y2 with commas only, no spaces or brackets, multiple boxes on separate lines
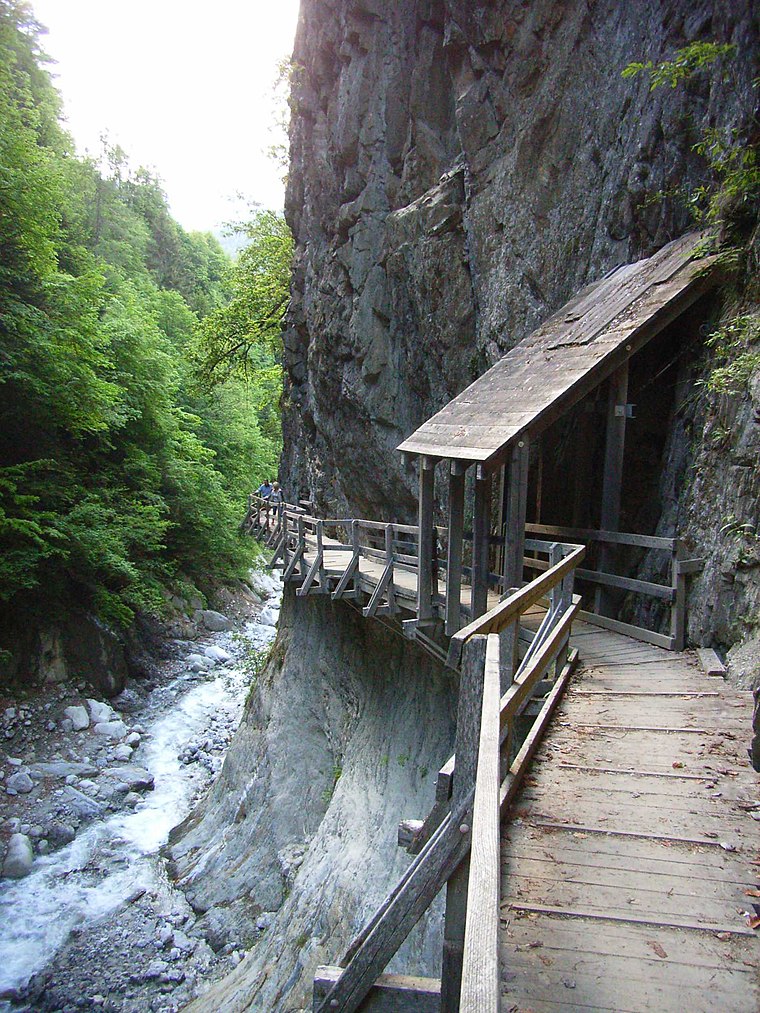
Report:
314,539,584,1011
526,521,675,550
446,543,585,669
460,633,500,1012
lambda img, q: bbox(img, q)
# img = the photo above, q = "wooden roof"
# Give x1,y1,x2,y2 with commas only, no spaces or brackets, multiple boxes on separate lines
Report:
398,231,720,471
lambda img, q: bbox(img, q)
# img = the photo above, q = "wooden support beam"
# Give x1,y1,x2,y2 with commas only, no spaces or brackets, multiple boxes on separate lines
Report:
576,609,675,650
446,466,466,636
503,439,530,590
315,797,473,1013
385,524,397,614
314,968,440,1012
417,457,435,622
696,647,727,677
363,561,394,618
572,406,596,527
471,472,491,619
597,362,629,616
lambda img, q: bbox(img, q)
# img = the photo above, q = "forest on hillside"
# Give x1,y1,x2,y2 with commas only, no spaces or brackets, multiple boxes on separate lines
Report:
0,0,291,660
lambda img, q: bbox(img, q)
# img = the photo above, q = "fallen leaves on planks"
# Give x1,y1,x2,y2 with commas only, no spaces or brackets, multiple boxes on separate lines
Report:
648,940,668,959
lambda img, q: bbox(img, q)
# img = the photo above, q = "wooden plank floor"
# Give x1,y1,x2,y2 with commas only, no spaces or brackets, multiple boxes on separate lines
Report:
500,622,760,1012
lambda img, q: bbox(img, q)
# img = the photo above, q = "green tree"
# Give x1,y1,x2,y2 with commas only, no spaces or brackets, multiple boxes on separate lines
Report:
0,0,286,659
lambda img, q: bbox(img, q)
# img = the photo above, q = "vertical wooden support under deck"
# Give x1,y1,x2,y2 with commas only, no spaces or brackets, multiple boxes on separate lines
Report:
597,363,629,616
472,469,491,619
417,456,436,622
503,439,530,590
441,635,487,1013
446,463,466,636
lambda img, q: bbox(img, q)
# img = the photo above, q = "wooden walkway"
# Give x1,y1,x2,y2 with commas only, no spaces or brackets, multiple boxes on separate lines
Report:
499,623,759,1012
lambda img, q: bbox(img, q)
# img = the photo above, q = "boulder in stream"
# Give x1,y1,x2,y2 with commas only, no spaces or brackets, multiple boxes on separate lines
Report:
87,699,116,724
204,646,231,665
102,765,155,791
2,833,34,879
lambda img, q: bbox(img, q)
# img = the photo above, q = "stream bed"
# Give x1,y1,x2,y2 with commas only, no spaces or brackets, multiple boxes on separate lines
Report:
0,571,281,1012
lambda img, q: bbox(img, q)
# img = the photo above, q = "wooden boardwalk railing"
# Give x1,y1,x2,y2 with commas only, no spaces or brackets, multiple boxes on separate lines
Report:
240,493,736,1010
312,538,584,1012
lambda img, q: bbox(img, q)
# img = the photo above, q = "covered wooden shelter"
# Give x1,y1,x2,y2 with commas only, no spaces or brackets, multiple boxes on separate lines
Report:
398,231,721,640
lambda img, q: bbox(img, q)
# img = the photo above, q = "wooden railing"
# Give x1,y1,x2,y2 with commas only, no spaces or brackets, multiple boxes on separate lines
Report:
524,522,704,652
313,539,584,1012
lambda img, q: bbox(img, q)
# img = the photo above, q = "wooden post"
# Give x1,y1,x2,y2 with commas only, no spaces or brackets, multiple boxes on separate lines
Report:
572,405,595,528
597,363,629,616
417,456,436,621
495,464,507,580
446,463,466,636
386,524,396,613
670,540,686,651
441,635,487,1013
503,439,530,589
460,634,501,1013
471,468,491,619
282,512,291,573
535,439,543,524
298,514,307,578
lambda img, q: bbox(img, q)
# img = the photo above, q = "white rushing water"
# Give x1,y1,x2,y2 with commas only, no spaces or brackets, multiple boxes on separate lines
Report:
0,573,281,1001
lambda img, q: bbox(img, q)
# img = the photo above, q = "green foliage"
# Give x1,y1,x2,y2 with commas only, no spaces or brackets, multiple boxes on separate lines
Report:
622,42,759,231
193,209,292,388
0,1,284,643
700,314,760,395
622,42,736,90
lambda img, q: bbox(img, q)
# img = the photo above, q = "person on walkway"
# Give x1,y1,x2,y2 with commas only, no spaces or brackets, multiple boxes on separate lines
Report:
255,479,273,528
268,481,284,530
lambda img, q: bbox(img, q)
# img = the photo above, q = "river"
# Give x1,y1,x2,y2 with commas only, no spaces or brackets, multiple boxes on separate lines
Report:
0,571,281,1011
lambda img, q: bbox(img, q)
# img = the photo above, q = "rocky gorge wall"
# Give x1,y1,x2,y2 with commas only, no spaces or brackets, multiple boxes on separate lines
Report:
171,590,455,1010
172,2,759,1008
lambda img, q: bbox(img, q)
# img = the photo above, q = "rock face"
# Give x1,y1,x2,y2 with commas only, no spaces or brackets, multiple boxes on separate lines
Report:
282,0,757,527
171,588,455,1010
175,2,759,1009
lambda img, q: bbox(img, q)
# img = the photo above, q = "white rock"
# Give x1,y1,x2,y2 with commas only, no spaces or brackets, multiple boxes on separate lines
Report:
63,706,90,731
186,653,210,669
2,833,34,879
259,607,279,628
103,765,155,791
87,699,116,724
126,732,141,747
112,744,133,762
93,720,128,740
204,645,231,664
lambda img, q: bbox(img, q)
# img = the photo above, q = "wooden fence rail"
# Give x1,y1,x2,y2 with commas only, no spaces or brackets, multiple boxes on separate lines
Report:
261,500,685,651
312,539,584,1012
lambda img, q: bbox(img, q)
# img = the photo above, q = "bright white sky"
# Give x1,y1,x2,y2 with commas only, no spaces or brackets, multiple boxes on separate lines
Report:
32,0,300,234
